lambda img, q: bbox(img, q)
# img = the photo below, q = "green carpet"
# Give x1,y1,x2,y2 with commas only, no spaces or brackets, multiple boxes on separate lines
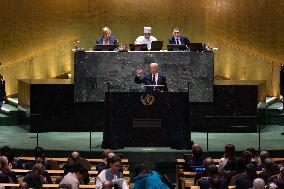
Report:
0,125,283,152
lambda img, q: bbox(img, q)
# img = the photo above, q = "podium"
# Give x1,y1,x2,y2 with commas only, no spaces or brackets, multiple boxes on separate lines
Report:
102,92,192,149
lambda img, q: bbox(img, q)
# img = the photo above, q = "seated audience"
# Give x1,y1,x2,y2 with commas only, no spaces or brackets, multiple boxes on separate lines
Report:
229,157,247,185
23,163,52,188
252,178,265,189
60,164,88,189
218,144,236,174
246,148,260,164
133,164,170,189
258,150,269,170
236,163,258,189
194,157,214,184
0,163,9,183
259,158,279,183
184,143,206,168
0,156,17,183
96,155,128,189
242,150,254,165
66,151,91,171
61,163,90,185
96,149,115,173
196,165,228,189
0,146,22,169
267,166,284,188
25,146,59,170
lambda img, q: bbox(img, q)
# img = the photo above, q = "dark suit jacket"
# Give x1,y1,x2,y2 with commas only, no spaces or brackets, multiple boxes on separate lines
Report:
169,36,190,46
134,74,168,92
96,36,118,46
168,36,190,46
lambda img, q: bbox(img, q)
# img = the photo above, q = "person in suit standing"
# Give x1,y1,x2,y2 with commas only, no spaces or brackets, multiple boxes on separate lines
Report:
0,74,6,109
96,27,118,46
134,63,168,92
168,27,190,47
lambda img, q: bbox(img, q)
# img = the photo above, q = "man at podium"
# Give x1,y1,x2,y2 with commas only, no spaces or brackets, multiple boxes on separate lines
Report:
134,63,168,92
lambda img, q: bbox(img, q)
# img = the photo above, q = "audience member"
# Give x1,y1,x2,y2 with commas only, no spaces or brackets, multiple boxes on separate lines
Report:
258,150,269,170
267,166,284,188
259,158,279,183
60,164,88,189
246,148,261,164
184,144,206,168
96,149,115,173
252,178,265,189
25,147,59,170
0,156,17,183
197,165,228,189
0,146,22,169
229,157,248,185
194,157,214,184
267,182,278,189
66,151,91,171
218,144,236,174
96,155,128,189
23,163,52,188
236,163,258,189
133,163,170,189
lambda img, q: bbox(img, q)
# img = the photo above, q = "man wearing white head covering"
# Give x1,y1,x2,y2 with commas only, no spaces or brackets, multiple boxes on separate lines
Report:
135,27,157,50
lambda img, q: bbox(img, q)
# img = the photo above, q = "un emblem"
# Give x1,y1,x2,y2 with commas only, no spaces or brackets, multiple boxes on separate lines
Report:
140,94,155,106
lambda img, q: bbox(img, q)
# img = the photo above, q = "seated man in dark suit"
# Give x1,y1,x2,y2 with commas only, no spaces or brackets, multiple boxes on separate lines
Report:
236,163,258,189
168,27,190,46
96,27,118,46
134,63,168,92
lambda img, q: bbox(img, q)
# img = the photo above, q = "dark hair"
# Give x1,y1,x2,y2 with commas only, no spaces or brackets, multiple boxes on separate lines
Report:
246,163,257,176
23,173,43,189
209,176,221,189
0,146,14,163
72,163,88,175
208,165,218,176
242,150,253,164
224,144,235,159
236,157,247,173
109,155,121,164
134,163,151,177
33,147,45,158
246,148,259,158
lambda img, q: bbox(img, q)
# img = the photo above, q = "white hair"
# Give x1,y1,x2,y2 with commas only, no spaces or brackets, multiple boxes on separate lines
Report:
102,27,111,33
267,183,278,189
253,178,265,189
150,63,158,67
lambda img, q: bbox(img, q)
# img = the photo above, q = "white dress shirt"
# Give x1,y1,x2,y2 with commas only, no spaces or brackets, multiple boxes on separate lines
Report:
95,169,129,189
135,36,157,50
59,172,80,189
152,73,158,85
175,37,181,45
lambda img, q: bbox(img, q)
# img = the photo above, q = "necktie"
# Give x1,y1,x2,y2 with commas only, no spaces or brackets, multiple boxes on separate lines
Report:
152,74,156,85
176,38,179,45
